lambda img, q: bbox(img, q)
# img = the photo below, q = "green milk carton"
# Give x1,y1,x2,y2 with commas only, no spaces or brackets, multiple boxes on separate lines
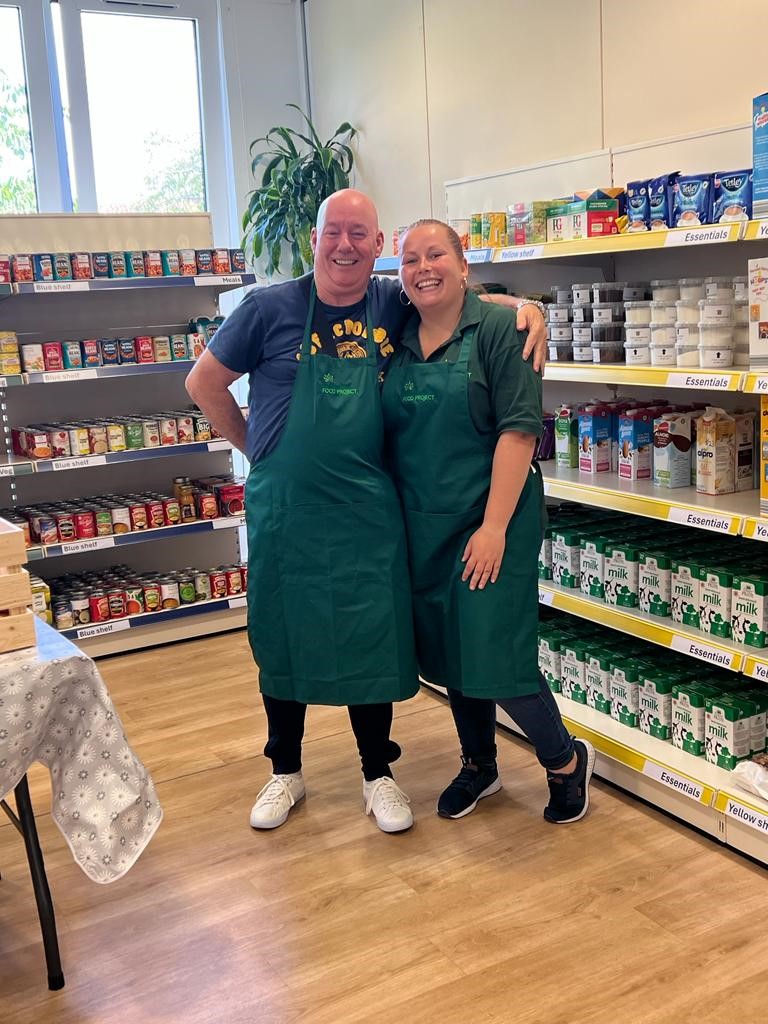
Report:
560,639,588,704
539,524,554,580
705,694,755,770
552,527,582,589
639,549,673,618
580,533,611,601
671,556,703,628
731,574,768,648
610,657,641,728
672,683,711,756
585,645,613,715
538,629,563,693
730,683,768,755
699,565,734,639
604,543,640,607
638,669,677,740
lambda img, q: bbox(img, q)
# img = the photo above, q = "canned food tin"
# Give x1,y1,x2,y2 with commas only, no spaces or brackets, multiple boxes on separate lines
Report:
124,420,144,450
159,417,178,446
142,419,160,447
143,251,163,277
91,253,109,278
106,422,127,452
99,338,120,364
143,580,161,612
108,588,127,618
128,502,148,531
70,591,91,625
81,339,100,367
73,510,96,539
224,566,243,596
118,337,137,363
124,583,144,615
48,428,70,458
145,499,165,529
55,511,76,543
209,568,227,599
175,414,194,444
161,250,180,275
70,253,93,280
89,590,110,623
178,576,196,604
171,335,188,360
212,248,231,275
135,335,155,363
38,514,59,546
239,562,248,589
192,413,211,441
33,253,54,281
93,508,113,536
196,491,218,519
53,601,74,630
68,426,91,456
108,252,127,277
187,333,206,359
152,336,172,362
87,424,109,455
177,484,196,521
162,497,181,526
194,571,211,602
53,253,73,280
159,578,180,609
110,505,131,534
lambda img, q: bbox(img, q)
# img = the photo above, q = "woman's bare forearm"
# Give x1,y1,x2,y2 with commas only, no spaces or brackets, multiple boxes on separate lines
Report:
482,431,537,532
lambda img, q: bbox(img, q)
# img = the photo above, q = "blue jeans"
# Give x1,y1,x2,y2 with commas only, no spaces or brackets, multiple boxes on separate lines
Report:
447,676,575,771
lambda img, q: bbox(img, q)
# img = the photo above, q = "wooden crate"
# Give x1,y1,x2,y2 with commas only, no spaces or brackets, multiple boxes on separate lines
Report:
0,519,36,653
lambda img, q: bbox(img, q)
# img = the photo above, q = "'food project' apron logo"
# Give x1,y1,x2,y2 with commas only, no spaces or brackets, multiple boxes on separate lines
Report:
320,371,359,397
402,379,436,403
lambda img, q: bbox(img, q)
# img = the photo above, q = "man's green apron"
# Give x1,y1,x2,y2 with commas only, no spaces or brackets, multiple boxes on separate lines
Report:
245,279,418,706
382,324,542,700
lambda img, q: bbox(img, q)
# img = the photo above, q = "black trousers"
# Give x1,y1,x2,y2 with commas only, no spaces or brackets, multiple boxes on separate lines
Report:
262,694,401,782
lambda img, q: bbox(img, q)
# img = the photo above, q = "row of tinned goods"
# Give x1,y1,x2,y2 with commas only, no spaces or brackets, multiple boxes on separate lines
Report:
546,276,748,367
12,407,217,460
12,316,222,374
539,507,768,647
553,401,755,495
0,248,246,284
539,611,768,771
47,561,248,629
6,474,245,547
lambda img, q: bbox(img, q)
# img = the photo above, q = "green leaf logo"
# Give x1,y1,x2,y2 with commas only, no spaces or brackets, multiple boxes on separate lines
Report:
404,380,415,392
322,372,334,384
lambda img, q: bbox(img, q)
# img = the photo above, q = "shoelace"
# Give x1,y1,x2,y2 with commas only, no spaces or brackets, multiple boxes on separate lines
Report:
254,775,298,810
365,777,410,816
452,758,494,794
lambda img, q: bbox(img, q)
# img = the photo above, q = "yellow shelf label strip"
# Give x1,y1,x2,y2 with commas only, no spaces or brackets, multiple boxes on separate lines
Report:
744,219,768,242
743,372,768,395
742,655,768,683
714,792,768,834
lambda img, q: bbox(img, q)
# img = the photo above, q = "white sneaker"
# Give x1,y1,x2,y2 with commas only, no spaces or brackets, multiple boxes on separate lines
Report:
363,777,413,833
249,772,305,829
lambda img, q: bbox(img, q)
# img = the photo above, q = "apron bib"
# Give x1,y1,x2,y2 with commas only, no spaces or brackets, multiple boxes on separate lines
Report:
245,279,418,705
382,325,542,699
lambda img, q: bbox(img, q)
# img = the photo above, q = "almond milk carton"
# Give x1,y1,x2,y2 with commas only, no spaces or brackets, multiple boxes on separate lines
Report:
618,409,653,481
653,413,692,489
696,407,735,495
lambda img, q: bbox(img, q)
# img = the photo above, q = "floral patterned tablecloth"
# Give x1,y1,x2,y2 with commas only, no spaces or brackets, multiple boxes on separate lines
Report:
0,619,162,884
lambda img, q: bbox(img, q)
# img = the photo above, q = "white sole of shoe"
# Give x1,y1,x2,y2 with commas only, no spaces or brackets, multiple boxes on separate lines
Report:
249,790,305,830
549,741,596,824
373,815,414,834
438,776,503,820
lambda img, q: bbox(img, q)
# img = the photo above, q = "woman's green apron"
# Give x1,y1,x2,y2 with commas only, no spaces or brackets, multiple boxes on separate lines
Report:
245,280,418,705
382,324,542,700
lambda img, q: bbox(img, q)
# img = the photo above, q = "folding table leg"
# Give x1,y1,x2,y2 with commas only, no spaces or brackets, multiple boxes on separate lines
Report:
14,776,65,990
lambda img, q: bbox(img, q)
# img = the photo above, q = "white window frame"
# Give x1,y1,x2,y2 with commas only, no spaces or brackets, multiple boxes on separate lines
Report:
4,0,238,241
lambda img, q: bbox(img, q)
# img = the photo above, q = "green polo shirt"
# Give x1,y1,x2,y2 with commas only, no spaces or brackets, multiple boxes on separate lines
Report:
395,291,542,437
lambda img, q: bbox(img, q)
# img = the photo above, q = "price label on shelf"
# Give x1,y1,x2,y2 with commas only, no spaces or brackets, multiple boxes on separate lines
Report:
41,369,98,383
744,519,768,542
194,274,243,286
538,589,555,606
723,798,768,835
0,464,19,477
33,281,89,293
497,245,544,263
664,225,734,247
744,657,768,683
0,377,6,388
465,249,491,264
665,372,735,391
751,376,768,393
51,455,106,471
60,537,115,555
206,440,230,452
76,619,130,640
670,634,738,670
212,515,246,529
642,760,706,802
228,596,248,609
666,507,736,534
752,221,768,240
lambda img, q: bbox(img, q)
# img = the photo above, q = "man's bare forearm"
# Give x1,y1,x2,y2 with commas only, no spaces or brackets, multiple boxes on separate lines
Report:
188,384,248,455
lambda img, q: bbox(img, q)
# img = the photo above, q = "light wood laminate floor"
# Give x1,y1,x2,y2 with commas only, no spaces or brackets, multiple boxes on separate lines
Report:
0,631,765,1024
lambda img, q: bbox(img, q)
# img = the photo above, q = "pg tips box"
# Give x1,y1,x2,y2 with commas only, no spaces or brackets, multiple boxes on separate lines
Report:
618,409,653,481
696,407,735,495
578,405,611,474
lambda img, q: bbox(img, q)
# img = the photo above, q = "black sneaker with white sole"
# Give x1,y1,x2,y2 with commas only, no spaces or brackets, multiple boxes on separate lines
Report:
543,739,595,824
437,758,502,819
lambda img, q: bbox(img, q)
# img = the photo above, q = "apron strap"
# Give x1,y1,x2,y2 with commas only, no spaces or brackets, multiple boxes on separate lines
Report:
455,325,476,372
301,278,376,363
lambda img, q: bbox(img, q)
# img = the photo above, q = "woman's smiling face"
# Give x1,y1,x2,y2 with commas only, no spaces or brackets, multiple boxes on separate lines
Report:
399,222,468,313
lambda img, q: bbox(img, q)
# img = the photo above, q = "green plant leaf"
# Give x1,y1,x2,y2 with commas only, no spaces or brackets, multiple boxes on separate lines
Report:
286,103,323,149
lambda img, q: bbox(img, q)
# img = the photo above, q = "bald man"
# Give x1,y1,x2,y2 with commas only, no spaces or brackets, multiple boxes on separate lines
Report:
186,190,546,834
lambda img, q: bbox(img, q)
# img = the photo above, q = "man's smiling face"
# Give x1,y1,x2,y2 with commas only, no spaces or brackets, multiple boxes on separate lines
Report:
311,190,384,305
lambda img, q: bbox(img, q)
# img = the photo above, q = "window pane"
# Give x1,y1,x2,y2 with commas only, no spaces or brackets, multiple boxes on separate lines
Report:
81,12,205,213
0,5,38,213
50,2,78,210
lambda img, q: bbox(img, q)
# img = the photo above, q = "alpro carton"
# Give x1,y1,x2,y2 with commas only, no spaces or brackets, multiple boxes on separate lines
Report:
731,574,768,647
578,405,611,474
585,646,613,714
604,543,639,607
560,639,588,704
538,630,563,693
672,683,720,756
554,405,578,470
610,658,641,728
618,409,653,481
705,694,754,770
552,527,581,589
653,413,692,489
699,565,734,638
638,549,672,617
696,407,736,495
638,670,677,740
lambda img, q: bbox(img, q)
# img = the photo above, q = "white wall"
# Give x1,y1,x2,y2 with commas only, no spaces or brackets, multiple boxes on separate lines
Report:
304,0,768,247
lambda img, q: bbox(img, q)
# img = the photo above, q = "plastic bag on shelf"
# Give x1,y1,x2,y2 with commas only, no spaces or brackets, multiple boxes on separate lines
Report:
733,757,768,801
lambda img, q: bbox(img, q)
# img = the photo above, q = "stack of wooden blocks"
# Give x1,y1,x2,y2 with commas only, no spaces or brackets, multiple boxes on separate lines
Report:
0,517,36,653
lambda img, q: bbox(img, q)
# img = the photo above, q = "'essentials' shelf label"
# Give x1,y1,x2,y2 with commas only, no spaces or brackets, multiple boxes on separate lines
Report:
670,634,738,670
666,507,736,533
664,225,734,247
642,759,707,802
665,372,736,390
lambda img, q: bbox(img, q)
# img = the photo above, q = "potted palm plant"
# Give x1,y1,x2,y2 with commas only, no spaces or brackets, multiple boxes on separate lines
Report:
242,104,357,278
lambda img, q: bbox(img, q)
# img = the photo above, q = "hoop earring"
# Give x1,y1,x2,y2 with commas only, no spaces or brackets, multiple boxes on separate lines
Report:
462,277,467,290
399,288,411,306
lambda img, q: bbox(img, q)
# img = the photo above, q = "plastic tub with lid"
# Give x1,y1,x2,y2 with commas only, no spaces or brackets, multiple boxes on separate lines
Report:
572,282,592,305
572,303,593,323
649,301,676,325
698,299,733,323
623,282,649,301
733,300,748,324
547,303,571,324
675,339,699,366
678,277,705,303
592,301,625,324
591,322,623,343
591,338,625,364
733,276,748,302
551,285,572,304
571,339,593,362
548,339,573,362
649,324,676,365
624,326,651,365
572,325,592,345
592,281,625,303
697,322,734,367
549,324,573,342
624,301,652,325
704,276,734,302
651,279,679,302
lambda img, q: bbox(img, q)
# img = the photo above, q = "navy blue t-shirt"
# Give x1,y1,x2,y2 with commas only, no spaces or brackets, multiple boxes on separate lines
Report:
208,273,408,463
